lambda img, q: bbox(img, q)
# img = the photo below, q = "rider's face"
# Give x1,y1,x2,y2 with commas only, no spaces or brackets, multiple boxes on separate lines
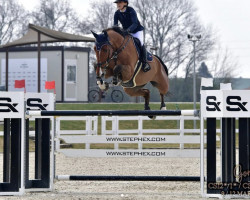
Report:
116,2,127,10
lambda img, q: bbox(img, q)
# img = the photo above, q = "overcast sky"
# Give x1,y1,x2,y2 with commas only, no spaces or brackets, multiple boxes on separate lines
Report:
18,0,250,78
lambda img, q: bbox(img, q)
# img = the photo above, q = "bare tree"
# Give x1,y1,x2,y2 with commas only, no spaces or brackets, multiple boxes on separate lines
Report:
0,0,28,45
211,47,238,81
133,0,215,77
75,0,114,35
30,0,78,32
88,0,114,31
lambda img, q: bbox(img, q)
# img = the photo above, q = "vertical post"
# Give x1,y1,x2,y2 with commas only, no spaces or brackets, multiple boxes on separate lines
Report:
193,41,196,129
221,118,236,183
238,118,250,183
55,117,60,151
3,119,10,182
5,48,9,91
61,48,64,101
38,32,41,93
114,116,118,150
26,118,51,189
94,117,98,135
25,119,30,187
200,116,205,196
138,116,143,150
41,119,50,188
207,118,217,194
10,119,22,190
188,35,201,129
180,116,184,149
86,117,90,149
101,116,106,135
35,119,42,179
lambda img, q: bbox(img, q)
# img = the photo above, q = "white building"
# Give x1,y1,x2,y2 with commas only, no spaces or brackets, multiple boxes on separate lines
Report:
0,24,95,102
0,46,90,102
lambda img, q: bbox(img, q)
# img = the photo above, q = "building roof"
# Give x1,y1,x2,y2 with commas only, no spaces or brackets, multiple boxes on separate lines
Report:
0,24,95,48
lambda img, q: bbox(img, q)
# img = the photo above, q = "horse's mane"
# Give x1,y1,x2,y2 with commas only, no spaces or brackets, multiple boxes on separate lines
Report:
103,26,130,38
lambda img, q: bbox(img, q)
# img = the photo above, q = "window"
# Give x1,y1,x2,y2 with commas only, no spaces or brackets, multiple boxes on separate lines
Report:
67,65,76,82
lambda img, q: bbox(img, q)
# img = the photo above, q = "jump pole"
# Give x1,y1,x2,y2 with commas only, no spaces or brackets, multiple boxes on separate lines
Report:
26,109,199,117
56,175,200,182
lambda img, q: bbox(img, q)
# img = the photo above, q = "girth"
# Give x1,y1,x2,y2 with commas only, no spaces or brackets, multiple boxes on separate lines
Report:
121,60,142,88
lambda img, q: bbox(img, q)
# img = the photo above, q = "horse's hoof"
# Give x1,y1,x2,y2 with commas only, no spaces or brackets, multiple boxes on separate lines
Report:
161,107,166,110
148,115,156,120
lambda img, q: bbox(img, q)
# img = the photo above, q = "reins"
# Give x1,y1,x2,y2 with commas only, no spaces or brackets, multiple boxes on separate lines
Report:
96,34,132,79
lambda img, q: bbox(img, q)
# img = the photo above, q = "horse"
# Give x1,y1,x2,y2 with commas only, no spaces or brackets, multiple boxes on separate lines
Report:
91,27,169,113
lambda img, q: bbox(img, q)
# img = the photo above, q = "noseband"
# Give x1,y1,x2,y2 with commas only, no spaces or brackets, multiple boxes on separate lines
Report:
96,35,132,78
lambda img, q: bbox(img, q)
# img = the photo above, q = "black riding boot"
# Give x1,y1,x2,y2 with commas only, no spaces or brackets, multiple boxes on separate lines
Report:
141,45,151,72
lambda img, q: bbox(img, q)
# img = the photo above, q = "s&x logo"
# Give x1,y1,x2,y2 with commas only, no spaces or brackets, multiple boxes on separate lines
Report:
27,98,48,111
0,98,19,112
206,96,248,112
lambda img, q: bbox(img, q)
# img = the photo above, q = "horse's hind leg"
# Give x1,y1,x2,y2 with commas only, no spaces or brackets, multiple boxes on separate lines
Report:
160,94,166,110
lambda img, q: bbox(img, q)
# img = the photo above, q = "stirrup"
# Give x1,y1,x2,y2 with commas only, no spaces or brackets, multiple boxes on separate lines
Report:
142,62,151,72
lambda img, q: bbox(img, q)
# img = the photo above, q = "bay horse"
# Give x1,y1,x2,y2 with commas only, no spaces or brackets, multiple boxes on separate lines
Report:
91,27,169,113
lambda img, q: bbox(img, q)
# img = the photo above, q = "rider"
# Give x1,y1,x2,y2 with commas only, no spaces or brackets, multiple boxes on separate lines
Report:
113,0,151,72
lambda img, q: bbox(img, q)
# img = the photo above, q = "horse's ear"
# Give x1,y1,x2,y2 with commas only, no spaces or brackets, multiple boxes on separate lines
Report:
91,30,98,39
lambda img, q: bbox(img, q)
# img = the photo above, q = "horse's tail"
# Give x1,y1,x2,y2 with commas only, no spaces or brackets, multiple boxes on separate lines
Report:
153,55,168,76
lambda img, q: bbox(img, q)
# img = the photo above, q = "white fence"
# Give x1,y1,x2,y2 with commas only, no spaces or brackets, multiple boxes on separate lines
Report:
0,115,223,158
55,115,212,158
55,116,98,150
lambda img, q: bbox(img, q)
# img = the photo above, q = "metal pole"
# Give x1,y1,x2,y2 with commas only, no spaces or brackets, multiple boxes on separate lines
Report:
27,109,200,117
38,32,41,93
56,175,200,182
5,48,9,91
193,41,197,129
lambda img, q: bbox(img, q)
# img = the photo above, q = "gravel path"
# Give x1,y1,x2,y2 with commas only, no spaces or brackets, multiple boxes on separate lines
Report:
0,152,210,200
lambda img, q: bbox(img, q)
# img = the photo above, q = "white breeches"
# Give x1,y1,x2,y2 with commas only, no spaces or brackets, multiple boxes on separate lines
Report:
131,31,144,46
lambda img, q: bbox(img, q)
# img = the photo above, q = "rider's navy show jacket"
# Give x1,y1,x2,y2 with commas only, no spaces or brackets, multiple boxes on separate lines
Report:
114,6,144,33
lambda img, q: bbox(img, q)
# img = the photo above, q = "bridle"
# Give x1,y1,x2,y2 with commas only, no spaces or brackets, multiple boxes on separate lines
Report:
95,34,132,80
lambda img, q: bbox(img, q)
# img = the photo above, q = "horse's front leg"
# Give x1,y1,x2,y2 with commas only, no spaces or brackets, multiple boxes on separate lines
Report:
113,64,134,85
124,87,150,108
124,87,155,119
112,65,123,85
96,77,109,91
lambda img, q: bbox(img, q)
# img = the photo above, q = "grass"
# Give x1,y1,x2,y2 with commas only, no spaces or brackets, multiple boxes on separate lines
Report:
56,103,197,111
56,103,201,135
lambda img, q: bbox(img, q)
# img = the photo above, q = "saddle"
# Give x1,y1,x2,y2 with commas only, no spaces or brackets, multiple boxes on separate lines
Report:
132,38,153,62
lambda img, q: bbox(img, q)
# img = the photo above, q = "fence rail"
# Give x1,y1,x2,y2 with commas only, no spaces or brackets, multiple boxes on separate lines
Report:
53,115,222,157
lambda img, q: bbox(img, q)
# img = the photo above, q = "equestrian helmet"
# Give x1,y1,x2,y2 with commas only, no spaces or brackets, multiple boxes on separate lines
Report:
114,0,128,4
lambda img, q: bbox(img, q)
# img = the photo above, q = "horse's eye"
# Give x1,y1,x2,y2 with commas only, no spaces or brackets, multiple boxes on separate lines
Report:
102,49,108,53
